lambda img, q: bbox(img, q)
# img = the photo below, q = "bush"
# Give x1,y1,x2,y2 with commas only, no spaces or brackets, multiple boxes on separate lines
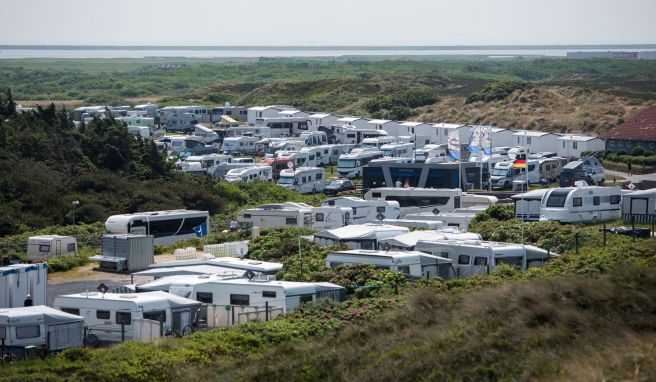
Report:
632,146,646,156
644,150,655,157
465,80,530,104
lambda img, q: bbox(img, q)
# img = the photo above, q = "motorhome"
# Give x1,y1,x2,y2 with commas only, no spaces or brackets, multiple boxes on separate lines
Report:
177,154,233,174
224,165,273,183
538,157,565,182
322,196,401,223
225,126,272,139
622,188,656,224
158,135,187,154
0,306,84,356
193,124,220,144
540,184,622,224
163,113,197,132
255,117,310,137
299,131,328,146
364,187,463,217
414,144,448,163
277,150,318,168
277,167,325,194
53,291,202,343
511,189,550,221
221,136,259,155
326,250,454,280
300,146,330,166
380,142,414,158
559,157,605,186
237,202,351,230
415,240,556,277
490,160,539,189
27,235,77,261
158,275,345,314
0,263,48,309
178,137,220,159
337,149,384,178
314,224,409,250
507,146,529,160
361,136,397,150
378,229,482,251
105,210,209,245
339,127,389,145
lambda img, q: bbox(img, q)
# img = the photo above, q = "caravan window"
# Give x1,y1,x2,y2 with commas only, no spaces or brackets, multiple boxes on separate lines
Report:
610,195,620,205
316,173,322,180
262,291,277,298
96,310,110,320
299,294,313,304
376,206,385,213
372,192,382,198
61,308,80,316
496,257,523,268
67,243,76,251
315,213,324,222
39,245,50,252
116,312,132,325
16,325,40,339
573,197,582,207
230,294,249,306
593,196,600,206
286,217,297,225
474,257,488,266
143,310,166,322
398,265,411,275
196,292,213,304
458,255,470,265
546,191,569,208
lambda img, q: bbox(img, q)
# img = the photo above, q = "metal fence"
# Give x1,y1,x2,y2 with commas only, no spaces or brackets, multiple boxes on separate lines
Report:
203,304,283,328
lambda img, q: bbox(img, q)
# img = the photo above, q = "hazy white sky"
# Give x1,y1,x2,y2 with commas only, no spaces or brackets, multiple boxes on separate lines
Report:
2,0,655,45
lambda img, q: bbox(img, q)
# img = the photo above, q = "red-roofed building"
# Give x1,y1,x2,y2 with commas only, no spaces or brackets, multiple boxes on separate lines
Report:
603,107,656,153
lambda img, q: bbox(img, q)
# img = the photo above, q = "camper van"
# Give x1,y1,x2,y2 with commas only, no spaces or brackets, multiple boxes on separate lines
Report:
221,136,258,155
507,146,529,160
490,160,539,189
224,165,273,183
322,196,401,223
277,167,325,194
314,224,409,250
414,144,448,163
559,156,605,187
0,306,84,356
540,184,622,224
415,240,556,277
177,154,233,174
337,149,384,178
237,202,351,230
538,157,565,182
380,142,414,158
299,131,328,146
27,235,77,261
0,263,48,309
364,187,464,217
193,124,220,144
105,210,209,245
53,292,202,343
326,250,454,280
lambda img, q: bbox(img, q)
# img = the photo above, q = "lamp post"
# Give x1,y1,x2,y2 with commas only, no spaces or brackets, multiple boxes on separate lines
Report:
71,200,80,225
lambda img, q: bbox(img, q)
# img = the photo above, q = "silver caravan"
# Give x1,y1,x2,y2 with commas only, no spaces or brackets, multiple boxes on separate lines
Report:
53,292,202,343
378,229,482,251
0,263,48,309
27,235,77,261
0,306,84,355
622,188,656,224
322,196,401,223
237,202,351,230
314,224,409,250
512,189,550,221
415,240,556,277
326,250,454,280
364,187,464,217
224,165,273,183
540,184,622,224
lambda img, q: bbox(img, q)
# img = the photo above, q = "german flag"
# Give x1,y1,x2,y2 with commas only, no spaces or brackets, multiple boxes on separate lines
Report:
513,159,527,168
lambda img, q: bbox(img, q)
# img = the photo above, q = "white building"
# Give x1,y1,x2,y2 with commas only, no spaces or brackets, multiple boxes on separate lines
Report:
512,130,560,154
247,105,296,125
337,116,371,129
489,127,516,147
278,110,309,119
308,113,341,130
432,123,468,145
367,119,402,136
556,134,605,158
400,122,436,142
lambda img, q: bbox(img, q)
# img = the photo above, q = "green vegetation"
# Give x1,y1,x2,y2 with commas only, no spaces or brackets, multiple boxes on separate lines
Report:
465,79,530,104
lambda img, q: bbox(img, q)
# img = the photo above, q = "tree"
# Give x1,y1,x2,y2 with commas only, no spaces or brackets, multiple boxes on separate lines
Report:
0,88,17,119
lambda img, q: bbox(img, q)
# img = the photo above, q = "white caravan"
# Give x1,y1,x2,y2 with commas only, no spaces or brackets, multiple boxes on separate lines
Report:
540,184,622,224
105,210,209,245
378,229,482,251
622,188,656,224
27,235,77,261
225,126,272,139
221,136,259,154
0,306,84,354
177,154,233,174
511,189,550,221
193,124,220,144
300,146,330,166
337,149,384,178
237,202,351,230
54,291,202,343
299,131,328,146
361,136,397,149
507,146,529,160
490,160,540,189
278,167,325,194
380,142,414,158
415,240,556,277
364,187,463,217
127,125,151,139
313,224,409,250
403,211,478,230
0,263,48,309
211,163,256,179
326,250,454,280
224,165,273,183
414,144,448,163
321,196,401,223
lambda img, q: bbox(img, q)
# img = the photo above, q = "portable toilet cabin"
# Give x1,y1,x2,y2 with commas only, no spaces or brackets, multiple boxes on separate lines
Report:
90,234,154,272
27,235,77,262
0,263,48,308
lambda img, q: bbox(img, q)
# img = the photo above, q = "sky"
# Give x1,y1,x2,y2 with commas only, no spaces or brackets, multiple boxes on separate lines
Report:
1,0,655,46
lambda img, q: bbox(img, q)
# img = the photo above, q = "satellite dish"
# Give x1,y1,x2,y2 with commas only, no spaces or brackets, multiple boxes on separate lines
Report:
376,212,385,222
225,101,231,108
432,208,440,215
97,283,109,294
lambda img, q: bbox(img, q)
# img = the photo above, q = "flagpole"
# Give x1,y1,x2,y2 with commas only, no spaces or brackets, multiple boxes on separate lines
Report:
522,158,527,244
489,125,493,191
479,124,483,191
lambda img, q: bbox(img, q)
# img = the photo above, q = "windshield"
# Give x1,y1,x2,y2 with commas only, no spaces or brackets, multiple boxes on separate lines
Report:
492,168,509,177
328,181,344,187
278,176,295,185
382,150,393,157
338,159,357,168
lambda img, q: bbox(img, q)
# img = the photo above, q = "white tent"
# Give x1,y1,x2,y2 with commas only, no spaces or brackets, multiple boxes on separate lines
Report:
0,305,84,352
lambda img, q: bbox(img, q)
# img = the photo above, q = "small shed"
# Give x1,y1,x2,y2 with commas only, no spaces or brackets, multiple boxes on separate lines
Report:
27,235,77,262
90,234,154,272
0,305,84,354
622,188,656,224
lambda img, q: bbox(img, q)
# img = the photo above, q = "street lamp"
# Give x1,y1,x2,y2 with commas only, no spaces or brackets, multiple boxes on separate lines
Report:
71,200,80,225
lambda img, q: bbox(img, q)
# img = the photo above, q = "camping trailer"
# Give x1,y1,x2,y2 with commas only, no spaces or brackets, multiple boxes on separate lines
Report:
378,229,482,251
415,240,556,277
224,165,273,183
0,263,48,309
27,235,77,262
364,187,464,217
313,224,409,250
237,202,351,230
326,250,454,280
321,196,401,223
540,185,622,223
622,188,656,224
53,291,202,344
277,167,325,194
0,306,84,356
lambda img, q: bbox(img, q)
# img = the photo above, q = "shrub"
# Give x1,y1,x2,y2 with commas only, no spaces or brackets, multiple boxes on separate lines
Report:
644,150,655,157
632,146,645,156
465,80,530,104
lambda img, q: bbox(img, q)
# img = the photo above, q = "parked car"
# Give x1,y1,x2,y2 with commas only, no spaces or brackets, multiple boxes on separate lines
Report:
324,179,356,195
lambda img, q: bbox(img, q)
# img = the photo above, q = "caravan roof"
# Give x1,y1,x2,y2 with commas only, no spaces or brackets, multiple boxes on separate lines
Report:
0,305,84,326
55,291,200,310
328,249,451,264
147,257,283,274
378,230,482,250
133,265,247,279
315,223,409,241
136,273,245,291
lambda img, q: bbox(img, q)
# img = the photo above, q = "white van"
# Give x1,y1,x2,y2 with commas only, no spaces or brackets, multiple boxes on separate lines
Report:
490,160,539,189
337,149,384,178
380,142,414,158
322,196,401,223
221,136,258,154
224,165,273,183
278,167,325,194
